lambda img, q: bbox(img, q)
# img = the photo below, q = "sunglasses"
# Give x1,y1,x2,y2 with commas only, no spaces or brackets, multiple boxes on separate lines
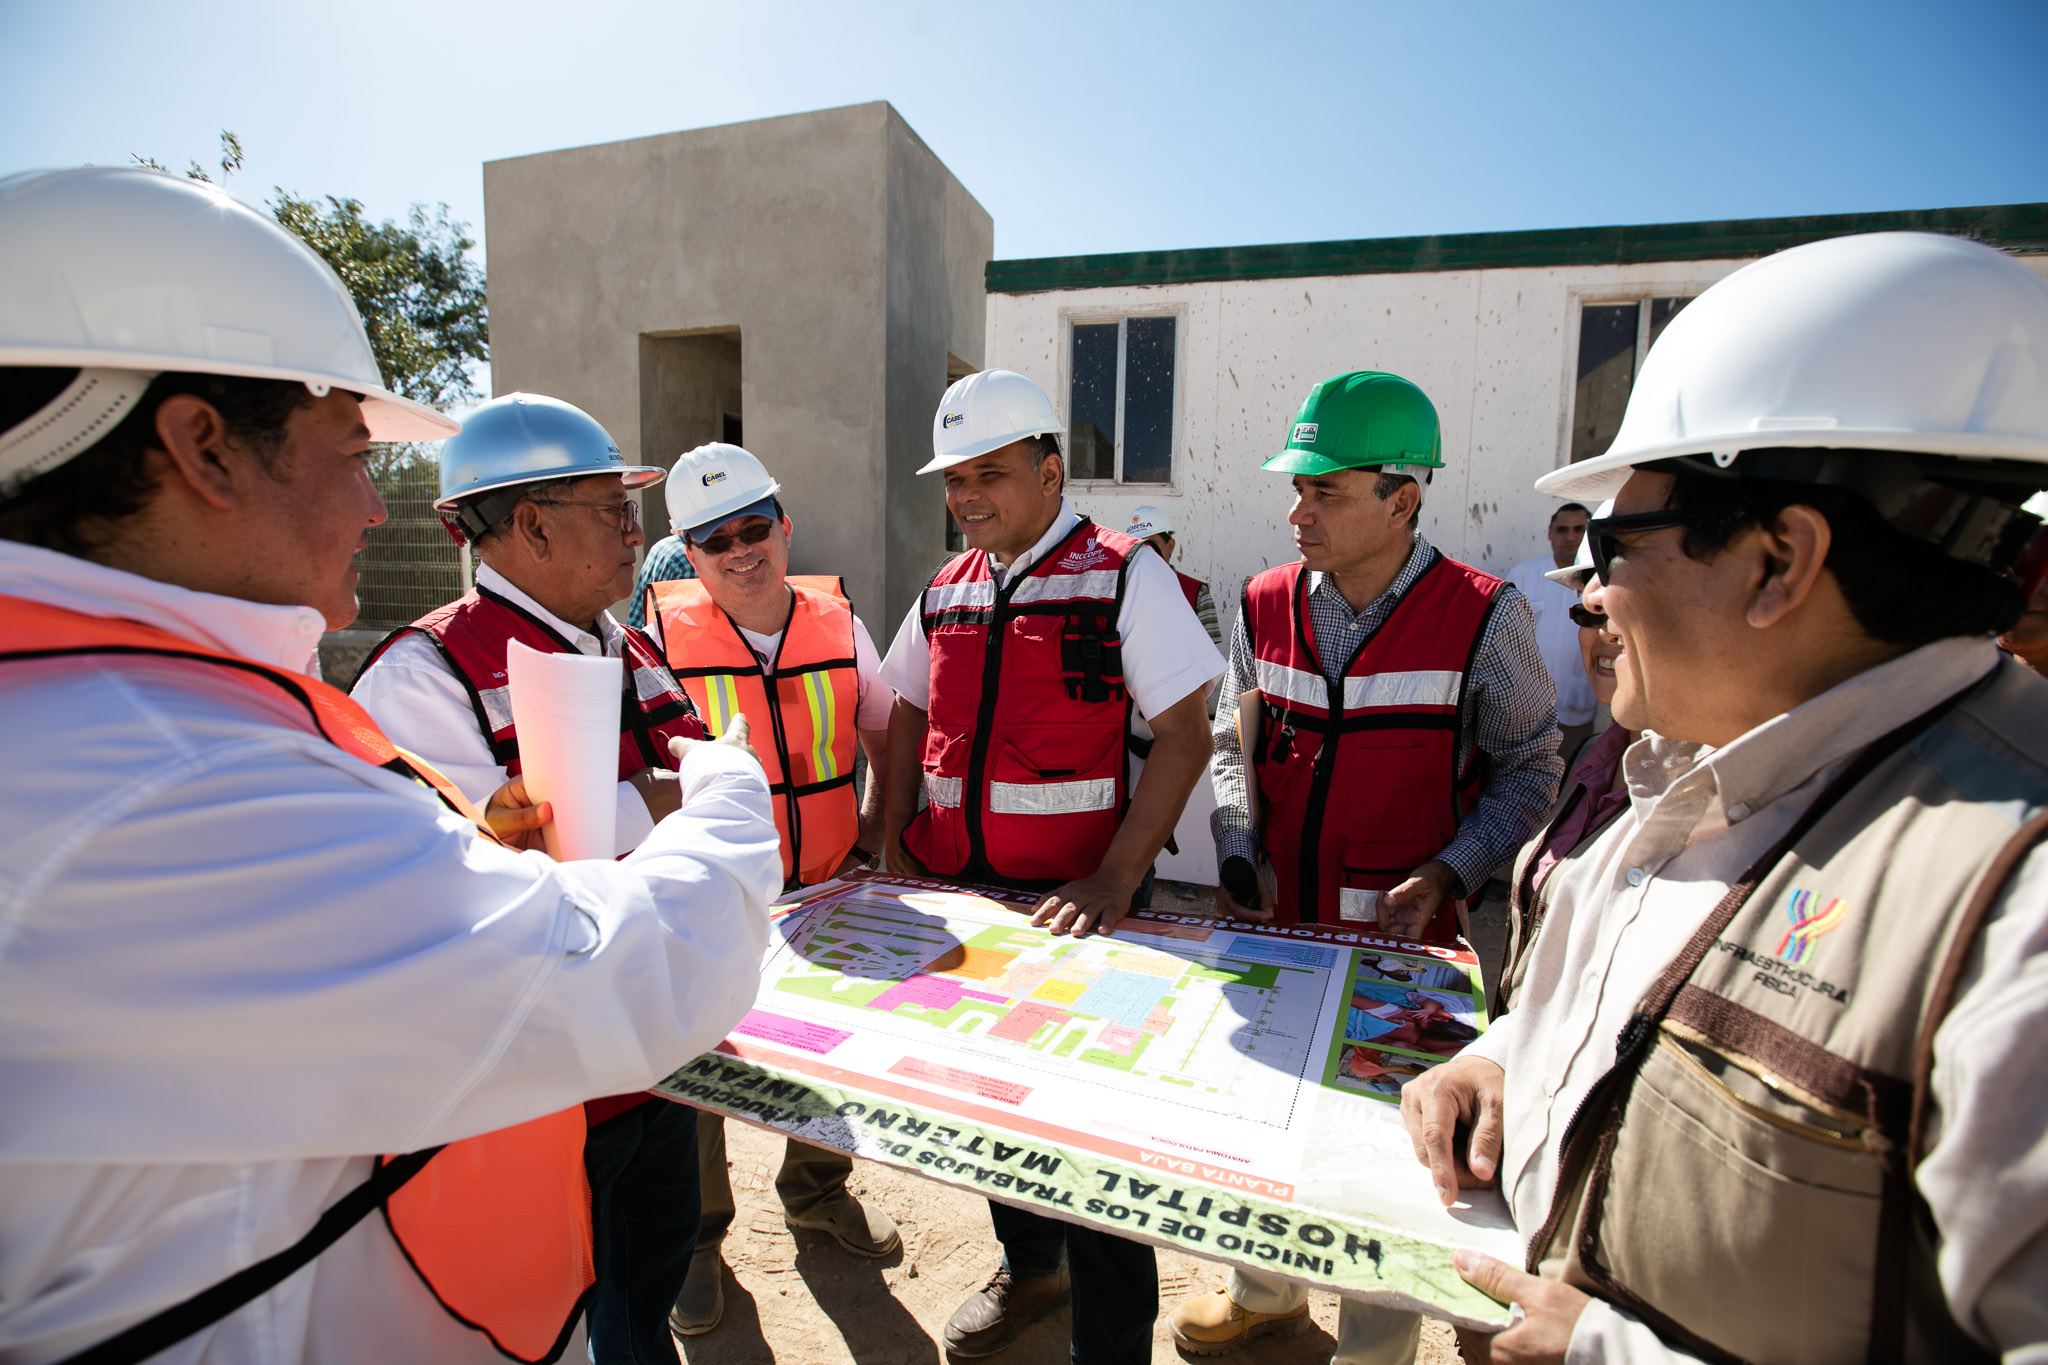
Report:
533,496,640,532
1568,603,1608,629
1585,510,1689,581
690,520,775,556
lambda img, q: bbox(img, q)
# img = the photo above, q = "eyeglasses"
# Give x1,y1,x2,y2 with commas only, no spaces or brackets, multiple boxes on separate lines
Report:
1568,603,1606,630
532,496,640,532
689,520,775,557
1585,510,1689,581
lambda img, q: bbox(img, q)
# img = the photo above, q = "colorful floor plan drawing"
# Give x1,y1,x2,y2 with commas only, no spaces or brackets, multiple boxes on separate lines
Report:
770,888,1334,1126
664,874,1518,1328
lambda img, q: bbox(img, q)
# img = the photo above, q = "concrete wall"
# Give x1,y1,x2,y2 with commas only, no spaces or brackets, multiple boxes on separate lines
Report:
485,103,991,629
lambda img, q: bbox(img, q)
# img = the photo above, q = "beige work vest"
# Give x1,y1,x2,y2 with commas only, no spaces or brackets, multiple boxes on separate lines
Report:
1529,659,2048,1365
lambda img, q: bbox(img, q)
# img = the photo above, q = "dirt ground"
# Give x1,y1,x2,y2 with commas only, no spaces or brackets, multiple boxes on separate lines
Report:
670,882,1507,1365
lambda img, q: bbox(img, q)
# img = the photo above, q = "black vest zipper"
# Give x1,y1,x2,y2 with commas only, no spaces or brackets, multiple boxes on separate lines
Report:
962,519,1098,880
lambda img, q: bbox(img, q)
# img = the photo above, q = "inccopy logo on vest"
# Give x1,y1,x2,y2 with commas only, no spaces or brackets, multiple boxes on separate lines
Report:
1057,543,1110,572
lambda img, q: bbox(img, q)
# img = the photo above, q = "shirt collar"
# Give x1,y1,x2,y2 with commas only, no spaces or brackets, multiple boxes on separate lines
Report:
989,499,1081,588
1622,635,2003,831
0,538,328,676
1306,533,1435,616
474,561,622,657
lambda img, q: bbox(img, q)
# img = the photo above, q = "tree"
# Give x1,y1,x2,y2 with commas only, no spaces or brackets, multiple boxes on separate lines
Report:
135,132,488,412
135,134,484,627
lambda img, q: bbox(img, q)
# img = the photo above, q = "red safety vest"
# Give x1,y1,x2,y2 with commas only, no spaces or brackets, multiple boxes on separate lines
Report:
1173,569,1204,613
649,575,861,888
905,518,1139,885
0,595,593,1364
362,585,706,782
1245,554,1501,940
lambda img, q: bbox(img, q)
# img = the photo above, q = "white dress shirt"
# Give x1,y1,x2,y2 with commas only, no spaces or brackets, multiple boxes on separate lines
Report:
1503,553,1596,727
351,562,659,856
0,540,782,1365
1463,638,2048,1362
879,500,1226,755
645,599,895,731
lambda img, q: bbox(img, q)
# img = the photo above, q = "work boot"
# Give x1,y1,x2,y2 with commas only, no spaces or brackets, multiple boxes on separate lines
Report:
1168,1288,1311,1355
668,1246,724,1337
943,1263,1070,1357
784,1191,903,1257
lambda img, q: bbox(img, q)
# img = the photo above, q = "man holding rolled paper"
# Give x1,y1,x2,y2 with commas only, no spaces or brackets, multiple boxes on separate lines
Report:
1173,371,1560,1364
0,168,779,1365
352,391,728,1362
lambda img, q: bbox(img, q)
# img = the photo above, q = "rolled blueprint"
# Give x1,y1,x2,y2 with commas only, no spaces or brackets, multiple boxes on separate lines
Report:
505,638,620,860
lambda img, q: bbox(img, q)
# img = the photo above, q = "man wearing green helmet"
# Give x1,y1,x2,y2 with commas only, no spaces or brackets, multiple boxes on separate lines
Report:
1173,371,1562,1363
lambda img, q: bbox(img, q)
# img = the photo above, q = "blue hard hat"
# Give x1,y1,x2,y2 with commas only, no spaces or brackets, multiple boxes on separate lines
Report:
436,392,663,513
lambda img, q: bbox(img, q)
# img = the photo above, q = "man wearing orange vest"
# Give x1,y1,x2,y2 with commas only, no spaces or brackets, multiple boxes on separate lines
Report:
352,392,725,1363
0,168,782,1365
881,369,1224,1365
640,441,903,1335
1171,371,1561,1365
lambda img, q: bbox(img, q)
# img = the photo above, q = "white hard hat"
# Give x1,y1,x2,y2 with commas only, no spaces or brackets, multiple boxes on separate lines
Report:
665,442,782,541
1537,232,2048,503
921,369,1062,474
1126,505,1175,539
1546,499,1615,588
0,166,456,494
436,393,660,540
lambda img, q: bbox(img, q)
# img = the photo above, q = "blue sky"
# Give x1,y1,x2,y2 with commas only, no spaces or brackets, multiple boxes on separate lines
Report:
4,0,2043,269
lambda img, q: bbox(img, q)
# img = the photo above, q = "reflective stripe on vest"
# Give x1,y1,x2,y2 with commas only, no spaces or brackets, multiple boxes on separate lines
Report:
1245,554,1500,935
0,595,594,1364
651,575,860,886
904,519,1138,885
361,586,705,781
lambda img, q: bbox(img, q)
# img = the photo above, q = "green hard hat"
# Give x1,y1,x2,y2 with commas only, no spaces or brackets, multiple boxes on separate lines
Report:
1263,371,1444,476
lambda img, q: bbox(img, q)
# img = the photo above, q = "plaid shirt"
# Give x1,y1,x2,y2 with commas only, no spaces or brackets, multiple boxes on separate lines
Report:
627,534,697,628
1210,534,1563,897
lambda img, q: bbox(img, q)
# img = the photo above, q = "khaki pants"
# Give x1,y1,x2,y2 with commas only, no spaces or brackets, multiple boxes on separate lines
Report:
694,1109,852,1246
1227,1267,1420,1365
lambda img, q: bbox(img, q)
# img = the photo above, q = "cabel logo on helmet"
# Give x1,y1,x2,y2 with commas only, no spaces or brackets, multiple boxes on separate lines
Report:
1292,422,1319,445
701,470,727,487
942,412,966,429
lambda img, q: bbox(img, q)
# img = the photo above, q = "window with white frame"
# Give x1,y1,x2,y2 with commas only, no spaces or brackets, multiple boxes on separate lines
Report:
1571,296,1693,463
1068,314,1177,484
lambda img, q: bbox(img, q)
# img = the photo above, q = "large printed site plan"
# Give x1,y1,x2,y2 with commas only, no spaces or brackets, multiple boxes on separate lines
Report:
655,872,1520,1325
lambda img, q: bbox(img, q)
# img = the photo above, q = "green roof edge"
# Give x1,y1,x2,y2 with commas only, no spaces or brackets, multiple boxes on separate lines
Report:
985,203,2048,295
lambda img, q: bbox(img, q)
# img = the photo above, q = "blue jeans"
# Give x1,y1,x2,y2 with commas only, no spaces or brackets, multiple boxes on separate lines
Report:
583,1100,700,1364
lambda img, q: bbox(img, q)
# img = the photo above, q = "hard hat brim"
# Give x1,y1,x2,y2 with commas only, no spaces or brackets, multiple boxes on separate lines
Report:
1263,447,1445,477
1534,427,2048,502
0,344,461,443
1262,447,1351,476
917,427,1063,475
1543,563,1591,588
432,463,665,513
684,493,782,543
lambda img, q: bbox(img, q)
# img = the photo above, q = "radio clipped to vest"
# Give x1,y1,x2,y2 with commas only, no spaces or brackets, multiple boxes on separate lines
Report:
1060,612,1127,704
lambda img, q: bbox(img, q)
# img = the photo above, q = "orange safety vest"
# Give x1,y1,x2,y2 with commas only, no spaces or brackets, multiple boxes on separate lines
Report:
0,595,594,1364
649,575,861,887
